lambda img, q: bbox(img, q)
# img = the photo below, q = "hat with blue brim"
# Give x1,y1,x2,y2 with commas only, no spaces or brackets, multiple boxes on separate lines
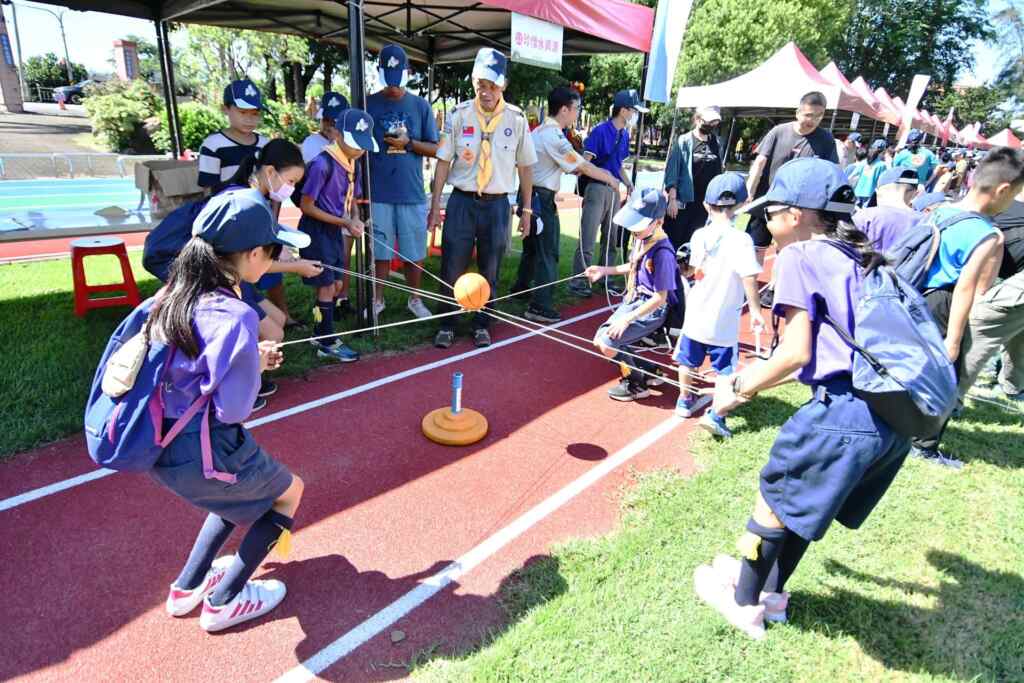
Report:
877,166,919,188
378,44,410,88
336,108,379,153
193,188,310,252
912,191,947,212
613,88,649,113
614,187,668,232
743,157,855,215
704,171,748,207
906,129,924,144
318,91,349,121
223,79,268,112
471,48,508,88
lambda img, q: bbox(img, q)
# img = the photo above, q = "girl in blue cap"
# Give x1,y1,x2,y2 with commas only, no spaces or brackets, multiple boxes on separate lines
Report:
693,158,912,639
146,188,309,632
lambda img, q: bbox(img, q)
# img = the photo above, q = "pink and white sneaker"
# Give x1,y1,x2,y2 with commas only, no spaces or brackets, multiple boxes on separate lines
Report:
694,564,766,639
165,556,233,617
712,554,790,623
199,578,287,632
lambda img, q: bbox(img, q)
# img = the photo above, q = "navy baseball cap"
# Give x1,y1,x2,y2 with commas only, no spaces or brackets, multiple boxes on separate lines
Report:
614,187,667,232
877,166,919,188
319,92,349,121
223,79,267,111
613,88,649,113
907,129,924,144
704,171,748,207
193,188,310,252
744,157,855,215
378,44,410,88
913,191,947,212
848,132,863,143
870,138,887,151
472,48,508,88
336,108,379,153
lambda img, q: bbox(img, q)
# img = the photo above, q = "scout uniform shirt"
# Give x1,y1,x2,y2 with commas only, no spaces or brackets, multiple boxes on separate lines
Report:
437,99,538,194
531,118,585,192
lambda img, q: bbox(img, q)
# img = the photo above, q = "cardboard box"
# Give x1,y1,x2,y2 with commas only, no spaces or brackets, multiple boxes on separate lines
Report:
135,159,202,219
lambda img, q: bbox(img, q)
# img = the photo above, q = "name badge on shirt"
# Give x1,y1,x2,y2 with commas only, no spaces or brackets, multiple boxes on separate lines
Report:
462,126,475,138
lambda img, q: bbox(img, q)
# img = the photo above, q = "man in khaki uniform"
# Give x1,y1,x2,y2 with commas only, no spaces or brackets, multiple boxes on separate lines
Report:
430,47,537,348
512,86,618,324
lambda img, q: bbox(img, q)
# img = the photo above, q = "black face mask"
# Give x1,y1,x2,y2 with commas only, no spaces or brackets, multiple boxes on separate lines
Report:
699,124,717,135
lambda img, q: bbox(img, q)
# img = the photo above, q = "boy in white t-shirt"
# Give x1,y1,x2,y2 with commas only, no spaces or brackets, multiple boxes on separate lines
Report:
674,172,765,434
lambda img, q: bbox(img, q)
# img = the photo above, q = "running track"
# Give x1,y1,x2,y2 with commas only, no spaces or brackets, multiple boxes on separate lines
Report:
1,299,711,682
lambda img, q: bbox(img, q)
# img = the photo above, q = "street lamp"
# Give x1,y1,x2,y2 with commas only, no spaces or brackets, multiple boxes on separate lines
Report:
0,0,27,98
16,1,75,85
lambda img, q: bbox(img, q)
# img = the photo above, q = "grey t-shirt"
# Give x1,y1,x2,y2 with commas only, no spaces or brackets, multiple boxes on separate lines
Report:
757,123,839,187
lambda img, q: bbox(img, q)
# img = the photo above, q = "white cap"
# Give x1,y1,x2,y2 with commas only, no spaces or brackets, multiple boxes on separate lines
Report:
696,106,722,123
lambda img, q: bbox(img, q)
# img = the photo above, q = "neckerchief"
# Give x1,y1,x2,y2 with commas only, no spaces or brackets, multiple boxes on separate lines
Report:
474,95,506,193
625,228,669,301
324,142,357,217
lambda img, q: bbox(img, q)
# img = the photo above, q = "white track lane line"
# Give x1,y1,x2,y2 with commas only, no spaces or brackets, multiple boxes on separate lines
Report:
274,414,681,683
0,306,611,513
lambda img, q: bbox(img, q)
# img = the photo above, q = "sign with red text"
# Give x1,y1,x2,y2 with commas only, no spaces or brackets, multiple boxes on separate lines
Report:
511,12,563,71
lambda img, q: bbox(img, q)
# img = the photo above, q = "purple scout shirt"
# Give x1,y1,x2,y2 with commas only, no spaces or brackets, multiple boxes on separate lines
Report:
852,205,921,254
160,289,261,425
302,152,363,218
633,237,679,306
772,239,863,385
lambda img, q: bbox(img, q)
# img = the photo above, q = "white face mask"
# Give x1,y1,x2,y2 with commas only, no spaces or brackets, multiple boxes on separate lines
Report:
268,170,295,203
628,112,639,127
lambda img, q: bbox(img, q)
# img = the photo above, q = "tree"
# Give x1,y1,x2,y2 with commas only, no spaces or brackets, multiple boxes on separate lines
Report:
832,0,993,96
992,1,1024,114
928,85,1012,135
22,52,88,90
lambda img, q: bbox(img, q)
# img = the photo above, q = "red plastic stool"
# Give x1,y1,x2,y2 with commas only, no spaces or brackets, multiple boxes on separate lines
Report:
70,236,141,317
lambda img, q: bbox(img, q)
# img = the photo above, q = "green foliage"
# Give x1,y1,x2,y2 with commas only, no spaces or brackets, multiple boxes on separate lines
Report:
22,52,88,90
82,79,160,152
928,85,1012,136
583,54,643,116
151,102,227,154
119,34,160,83
993,1,1024,114
261,100,317,144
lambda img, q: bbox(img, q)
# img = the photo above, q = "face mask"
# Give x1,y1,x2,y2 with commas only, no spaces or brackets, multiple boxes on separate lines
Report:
699,124,717,135
628,112,639,127
268,171,295,203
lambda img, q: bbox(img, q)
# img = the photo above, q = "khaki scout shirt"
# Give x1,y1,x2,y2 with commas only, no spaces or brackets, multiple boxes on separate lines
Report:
437,99,537,194
532,118,585,192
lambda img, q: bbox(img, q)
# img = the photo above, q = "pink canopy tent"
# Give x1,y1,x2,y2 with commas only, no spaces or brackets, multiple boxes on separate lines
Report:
873,88,904,124
818,62,882,120
482,0,654,53
851,76,880,108
987,128,1023,149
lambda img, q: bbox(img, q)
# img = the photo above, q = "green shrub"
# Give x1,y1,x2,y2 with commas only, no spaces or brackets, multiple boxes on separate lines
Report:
152,102,228,153
262,100,316,145
83,80,161,152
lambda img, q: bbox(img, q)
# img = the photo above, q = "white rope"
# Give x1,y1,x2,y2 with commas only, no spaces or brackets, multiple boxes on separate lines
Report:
319,263,457,306
279,310,463,347
488,273,589,304
964,391,1024,416
366,229,455,292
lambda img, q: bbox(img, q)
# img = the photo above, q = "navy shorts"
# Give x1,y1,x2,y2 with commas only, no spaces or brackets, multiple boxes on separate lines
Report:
298,215,347,287
760,375,911,541
256,272,284,290
593,297,667,350
239,282,267,321
150,421,293,526
674,335,735,374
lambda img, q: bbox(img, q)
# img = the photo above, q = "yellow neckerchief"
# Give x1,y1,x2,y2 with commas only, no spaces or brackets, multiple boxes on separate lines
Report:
473,95,506,193
323,142,357,216
625,228,669,300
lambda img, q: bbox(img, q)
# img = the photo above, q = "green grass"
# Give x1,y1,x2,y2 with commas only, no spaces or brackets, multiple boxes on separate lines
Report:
0,212,592,459
412,386,1024,682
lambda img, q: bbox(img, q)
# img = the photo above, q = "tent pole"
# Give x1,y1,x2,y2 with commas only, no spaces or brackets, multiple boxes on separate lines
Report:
828,108,837,133
631,52,650,189
870,118,877,140
724,113,737,166
348,0,376,334
154,20,182,158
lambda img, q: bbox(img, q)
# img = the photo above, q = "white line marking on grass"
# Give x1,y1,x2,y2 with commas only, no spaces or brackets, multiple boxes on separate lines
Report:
274,414,681,682
0,306,611,513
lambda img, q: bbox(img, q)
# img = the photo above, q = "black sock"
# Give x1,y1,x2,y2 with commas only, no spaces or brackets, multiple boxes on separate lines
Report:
209,509,294,606
175,514,236,590
764,531,810,593
735,521,788,606
314,300,334,339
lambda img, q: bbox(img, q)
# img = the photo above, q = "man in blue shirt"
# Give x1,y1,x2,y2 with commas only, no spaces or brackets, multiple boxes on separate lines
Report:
893,129,939,187
570,89,644,297
366,44,439,319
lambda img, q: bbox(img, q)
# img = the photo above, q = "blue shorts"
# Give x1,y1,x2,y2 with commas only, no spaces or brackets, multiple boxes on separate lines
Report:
674,335,735,374
150,421,293,526
298,215,348,287
239,282,267,321
593,297,667,350
255,272,284,291
371,201,428,263
760,375,911,541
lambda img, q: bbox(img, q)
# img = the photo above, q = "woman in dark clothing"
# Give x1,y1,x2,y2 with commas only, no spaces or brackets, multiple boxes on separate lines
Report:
663,106,725,250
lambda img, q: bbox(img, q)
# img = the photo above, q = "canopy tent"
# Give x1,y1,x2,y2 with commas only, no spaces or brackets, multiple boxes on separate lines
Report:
987,128,1023,149
818,61,881,120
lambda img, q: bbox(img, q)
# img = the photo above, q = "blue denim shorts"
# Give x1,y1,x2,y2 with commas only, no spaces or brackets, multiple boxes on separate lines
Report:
239,282,267,321
593,297,667,350
371,201,429,263
255,272,284,291
674,335,735,374
298,215,347,287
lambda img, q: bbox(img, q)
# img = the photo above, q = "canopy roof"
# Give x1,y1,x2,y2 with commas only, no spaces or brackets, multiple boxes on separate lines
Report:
818,61,879,120
36,0,654,63
987,128,1022,149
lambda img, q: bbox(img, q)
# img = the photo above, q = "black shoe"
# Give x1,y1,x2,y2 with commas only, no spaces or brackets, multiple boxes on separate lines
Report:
334,298,354,321
284,319,305,331
258,380,278,398
569,286,593,298
524,306,561,324
251,396,268,412
509,283,531,301
759,286,775,309
910,446,964,470
473,328,492,348
434,329,455,349
607,378,650,402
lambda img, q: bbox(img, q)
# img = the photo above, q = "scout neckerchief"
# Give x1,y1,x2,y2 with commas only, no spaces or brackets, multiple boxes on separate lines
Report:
324,142,357,217
625,228,669,302
474,95,506,193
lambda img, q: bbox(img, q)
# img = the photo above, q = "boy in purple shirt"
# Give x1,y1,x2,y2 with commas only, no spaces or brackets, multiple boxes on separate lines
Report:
588,188,678,401
298,108,379,363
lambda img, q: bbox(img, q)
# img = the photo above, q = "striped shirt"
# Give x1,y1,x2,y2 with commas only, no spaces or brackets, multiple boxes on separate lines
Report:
197,130,269,187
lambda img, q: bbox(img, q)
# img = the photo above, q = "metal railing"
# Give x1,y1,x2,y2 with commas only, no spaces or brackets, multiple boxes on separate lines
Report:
0,153,172,180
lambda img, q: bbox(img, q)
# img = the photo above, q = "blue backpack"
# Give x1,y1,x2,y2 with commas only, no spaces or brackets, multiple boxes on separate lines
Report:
820,242,958,438
886,209,991,292
84,297,236,483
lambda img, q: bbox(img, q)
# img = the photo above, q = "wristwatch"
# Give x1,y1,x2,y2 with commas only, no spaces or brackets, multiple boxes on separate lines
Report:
732,374,754,400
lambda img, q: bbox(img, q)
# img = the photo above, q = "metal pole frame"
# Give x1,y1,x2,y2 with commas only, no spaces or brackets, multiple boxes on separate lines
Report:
57,12,73,85
6,1,28,100
724,113,737,166
154,20,183,158
630,52,650,189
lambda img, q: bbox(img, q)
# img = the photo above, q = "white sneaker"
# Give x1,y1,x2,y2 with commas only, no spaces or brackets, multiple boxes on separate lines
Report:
165,556,233,617
373,300,386,317
407,297,432,319
694,563,766,639
199,578,287,632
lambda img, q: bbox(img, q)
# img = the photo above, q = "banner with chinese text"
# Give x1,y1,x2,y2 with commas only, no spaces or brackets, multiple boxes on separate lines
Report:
511,12,563,71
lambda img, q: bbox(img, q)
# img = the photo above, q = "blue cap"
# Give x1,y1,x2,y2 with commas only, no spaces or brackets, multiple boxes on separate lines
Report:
336,108,379,153
744,157,855,215
471,48,508,88
193,188,310,252
378,44,410,88
613,88,649,113
614,187,667,232
913,191,947,212
704,171,748,207
871,138,887,151
847,132,862,143
320,92,349,121
223,79,267,111
877,166,919,188
907,129,924,144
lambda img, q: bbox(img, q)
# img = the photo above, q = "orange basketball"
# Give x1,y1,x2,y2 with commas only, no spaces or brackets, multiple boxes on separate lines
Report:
453,273,491,311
